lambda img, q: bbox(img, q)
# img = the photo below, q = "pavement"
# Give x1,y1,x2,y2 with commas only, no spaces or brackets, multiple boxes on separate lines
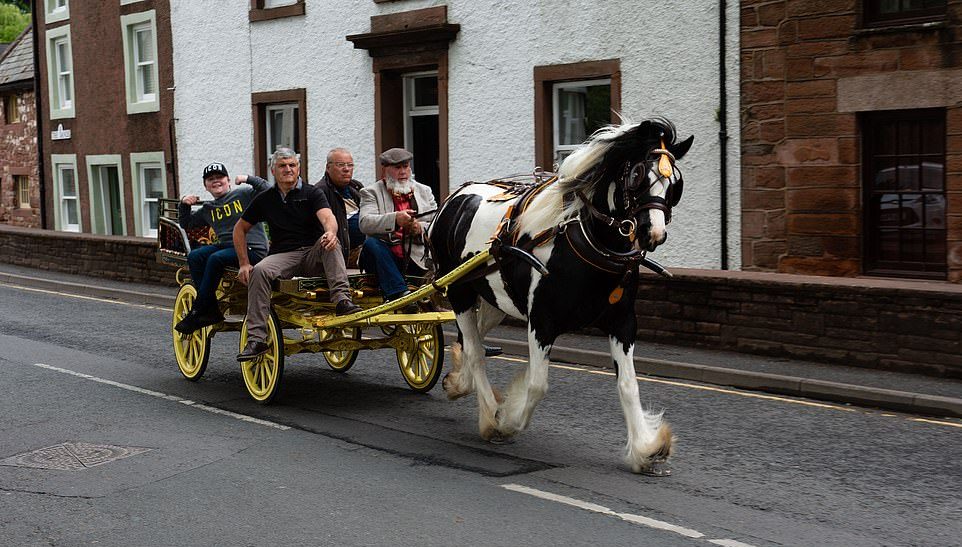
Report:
1,261,960,419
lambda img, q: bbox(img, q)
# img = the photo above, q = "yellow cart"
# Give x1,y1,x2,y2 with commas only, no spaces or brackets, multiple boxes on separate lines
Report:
156,200,487,404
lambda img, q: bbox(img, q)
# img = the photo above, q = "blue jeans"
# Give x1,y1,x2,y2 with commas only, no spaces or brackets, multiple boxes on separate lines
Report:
347,214,365,249
187,243,264,312
359,237,409,298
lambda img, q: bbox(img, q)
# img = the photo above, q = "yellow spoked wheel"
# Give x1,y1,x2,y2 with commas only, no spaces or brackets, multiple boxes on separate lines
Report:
396,323,444,393
172,284,211,381
319,327,361,372
238,311,285,404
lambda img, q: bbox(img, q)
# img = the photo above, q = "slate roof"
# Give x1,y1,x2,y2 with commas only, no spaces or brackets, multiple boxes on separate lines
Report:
0,27,33,87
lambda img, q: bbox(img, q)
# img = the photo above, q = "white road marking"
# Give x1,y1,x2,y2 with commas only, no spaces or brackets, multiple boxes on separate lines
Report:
709,539,758,547
502,483,756,545
31,363,289,431
0,282,169,311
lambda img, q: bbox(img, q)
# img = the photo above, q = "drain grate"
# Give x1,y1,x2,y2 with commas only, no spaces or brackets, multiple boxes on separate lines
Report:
0,442,151,470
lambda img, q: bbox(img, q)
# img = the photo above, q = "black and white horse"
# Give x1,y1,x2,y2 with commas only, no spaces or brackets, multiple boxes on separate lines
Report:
428,119,693,474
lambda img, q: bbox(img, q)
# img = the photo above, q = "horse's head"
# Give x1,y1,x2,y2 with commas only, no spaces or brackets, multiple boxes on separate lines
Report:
623,123,693,251
559,119,694,252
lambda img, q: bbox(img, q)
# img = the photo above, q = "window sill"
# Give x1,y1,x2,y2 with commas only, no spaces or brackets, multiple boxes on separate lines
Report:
249,3,305,22
126,100,160,115
855,19,946,36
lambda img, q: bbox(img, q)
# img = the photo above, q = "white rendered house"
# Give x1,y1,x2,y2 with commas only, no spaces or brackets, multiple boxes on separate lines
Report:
170,0,740,269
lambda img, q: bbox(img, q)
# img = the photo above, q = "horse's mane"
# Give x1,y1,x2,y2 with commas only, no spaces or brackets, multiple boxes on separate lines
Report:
517,117,677,237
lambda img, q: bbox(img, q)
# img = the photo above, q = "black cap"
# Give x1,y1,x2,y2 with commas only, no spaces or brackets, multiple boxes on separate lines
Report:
203,162,229,180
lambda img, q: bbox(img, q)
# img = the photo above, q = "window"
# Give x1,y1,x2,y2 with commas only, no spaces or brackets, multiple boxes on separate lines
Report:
252,89,307,181
346,5,458,197
534,59,621,171
250,0,305,22
3,94,19,124
52,155,80,232
45,26,75,119
552,79,612,165
863,109,945,278
132,24,156,102
15,176,30,209
85,155,127,236
403,72,440,199
121,11,160,114
863,0,946,26
130,152,167,237
46,0,69,23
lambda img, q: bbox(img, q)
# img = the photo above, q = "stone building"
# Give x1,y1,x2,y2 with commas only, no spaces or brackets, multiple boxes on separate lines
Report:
34,0,175,238
742,0,962,281
169,0,740,270
0,27,39,228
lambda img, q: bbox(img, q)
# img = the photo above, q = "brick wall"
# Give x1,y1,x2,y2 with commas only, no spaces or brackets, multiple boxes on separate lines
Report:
2,225,959,378
741,0,962,280
0,225,177,285
0,89,40,228
635,268,962,378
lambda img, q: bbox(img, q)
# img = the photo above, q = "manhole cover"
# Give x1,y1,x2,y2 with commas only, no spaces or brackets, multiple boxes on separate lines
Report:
0,442,152,470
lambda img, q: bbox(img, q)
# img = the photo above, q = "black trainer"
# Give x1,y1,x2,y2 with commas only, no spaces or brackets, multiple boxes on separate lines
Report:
483,345,503,357
237,341,269,362
386,290,419,314
174,309,200,335
335,299,362,316
192,307,224,330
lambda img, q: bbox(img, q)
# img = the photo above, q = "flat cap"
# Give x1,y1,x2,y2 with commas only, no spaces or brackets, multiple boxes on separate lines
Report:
379,147,413,166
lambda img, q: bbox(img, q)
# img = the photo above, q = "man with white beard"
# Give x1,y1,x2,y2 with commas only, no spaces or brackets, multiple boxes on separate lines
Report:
358,148,436,312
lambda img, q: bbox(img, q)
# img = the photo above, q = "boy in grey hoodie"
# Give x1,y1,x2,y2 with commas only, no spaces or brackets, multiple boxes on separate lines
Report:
175,162,271,334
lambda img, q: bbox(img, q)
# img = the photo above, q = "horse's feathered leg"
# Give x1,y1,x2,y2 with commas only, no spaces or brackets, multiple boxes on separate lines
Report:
609,335,675,475
496,324,551,437
444,309,500,440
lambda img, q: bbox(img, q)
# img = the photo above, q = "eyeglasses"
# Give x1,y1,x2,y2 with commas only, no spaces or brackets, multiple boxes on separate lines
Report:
329,162,354,169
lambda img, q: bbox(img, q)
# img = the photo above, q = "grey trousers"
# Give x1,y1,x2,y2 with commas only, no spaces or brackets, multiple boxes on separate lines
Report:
245,239,350,343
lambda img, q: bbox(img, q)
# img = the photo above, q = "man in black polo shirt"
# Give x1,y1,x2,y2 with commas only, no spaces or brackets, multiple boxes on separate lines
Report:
233,148,362,361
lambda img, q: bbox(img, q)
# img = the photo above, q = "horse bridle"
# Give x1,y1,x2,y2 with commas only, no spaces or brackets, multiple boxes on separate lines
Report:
577,140,683,243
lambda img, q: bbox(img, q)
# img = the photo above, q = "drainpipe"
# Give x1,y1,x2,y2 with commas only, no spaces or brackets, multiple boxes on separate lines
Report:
31,2,47,229
718,0,730,270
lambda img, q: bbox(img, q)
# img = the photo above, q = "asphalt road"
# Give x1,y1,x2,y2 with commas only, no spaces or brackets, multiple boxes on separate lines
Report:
0,282,960,546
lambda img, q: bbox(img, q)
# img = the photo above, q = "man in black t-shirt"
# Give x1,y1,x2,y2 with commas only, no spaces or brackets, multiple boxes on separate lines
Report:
233,148,362,362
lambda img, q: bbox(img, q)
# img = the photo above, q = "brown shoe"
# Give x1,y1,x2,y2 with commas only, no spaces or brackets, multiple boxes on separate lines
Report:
237,341,269,362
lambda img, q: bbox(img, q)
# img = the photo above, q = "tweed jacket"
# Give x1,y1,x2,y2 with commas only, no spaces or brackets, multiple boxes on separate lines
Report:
358,179,437,270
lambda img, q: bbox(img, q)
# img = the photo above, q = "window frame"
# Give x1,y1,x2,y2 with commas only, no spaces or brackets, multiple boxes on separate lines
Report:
130,151,167,238
46,0,69,24
862,0,947,27
3,94,20,124
861,108,946,279
45,26,75,119
120,10,160,114
15,175,30,209
551,78,613,165
249,0,305,22
252,89,307,182
534,59,621,172
51,154,81,232
85,154,128,236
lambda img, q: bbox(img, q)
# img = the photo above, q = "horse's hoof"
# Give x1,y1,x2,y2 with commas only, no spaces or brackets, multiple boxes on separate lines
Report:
632,460,672,477
442,374,467,400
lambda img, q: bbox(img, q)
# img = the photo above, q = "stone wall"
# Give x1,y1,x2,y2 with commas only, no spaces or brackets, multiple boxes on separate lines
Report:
635,268,962,378
3,225,959,378
0,89,40,228
740,0,962,280
0,225,177,285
